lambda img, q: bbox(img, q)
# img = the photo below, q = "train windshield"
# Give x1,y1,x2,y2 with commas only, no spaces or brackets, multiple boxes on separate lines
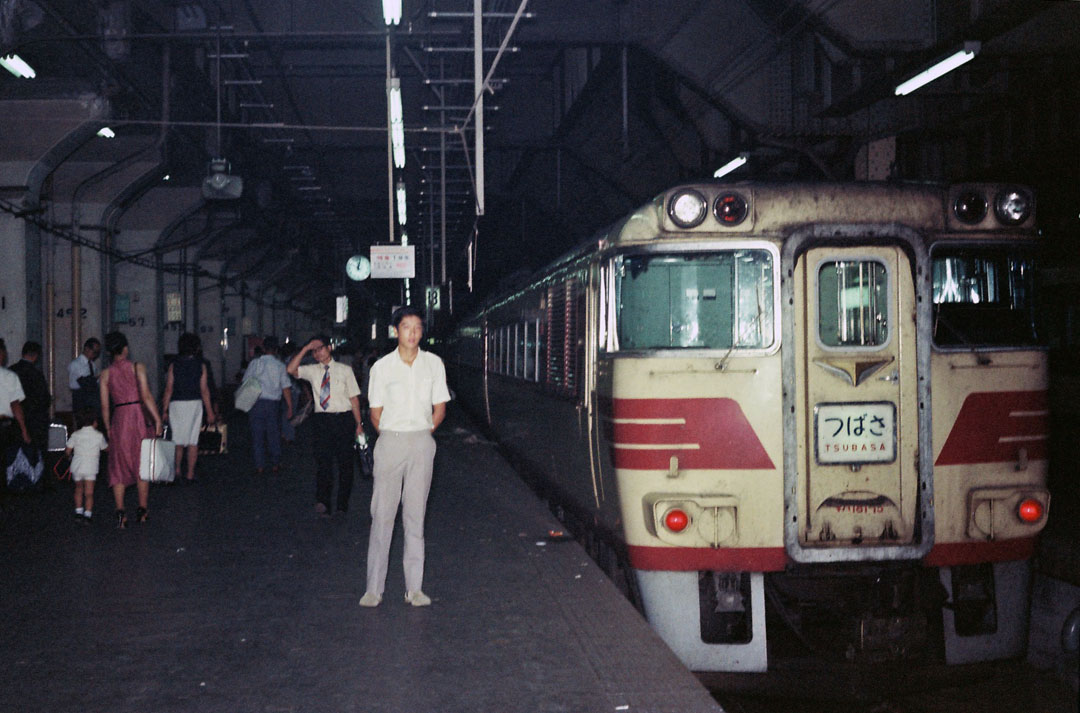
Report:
931,246,1042,347
611,250,774,350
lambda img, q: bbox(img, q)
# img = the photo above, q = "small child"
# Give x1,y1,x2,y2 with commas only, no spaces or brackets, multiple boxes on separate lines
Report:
65,409,108,522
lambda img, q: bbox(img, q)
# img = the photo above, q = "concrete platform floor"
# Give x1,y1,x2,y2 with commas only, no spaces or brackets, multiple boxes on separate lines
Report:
0,407,721,713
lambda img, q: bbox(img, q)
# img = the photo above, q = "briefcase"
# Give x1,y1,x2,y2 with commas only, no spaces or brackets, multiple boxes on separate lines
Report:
139,438,176,482
198,423,227,455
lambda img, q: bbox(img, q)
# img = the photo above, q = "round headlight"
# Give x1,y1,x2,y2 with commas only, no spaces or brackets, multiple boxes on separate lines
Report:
668,189,707,228
713,192,749,225
953,190,987,225
994,188,1033,225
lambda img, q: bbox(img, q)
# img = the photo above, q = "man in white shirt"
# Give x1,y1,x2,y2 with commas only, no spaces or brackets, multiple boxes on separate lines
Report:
0,339,31,475
67,337,101,412
242,337,293,474
359,307,450,608
287,334,363,516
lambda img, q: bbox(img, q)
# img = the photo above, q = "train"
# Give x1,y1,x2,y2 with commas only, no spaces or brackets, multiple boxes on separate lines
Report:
445,181,1050,673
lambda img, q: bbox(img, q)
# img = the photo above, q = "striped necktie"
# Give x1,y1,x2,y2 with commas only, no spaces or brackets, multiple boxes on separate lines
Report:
319,366,331,410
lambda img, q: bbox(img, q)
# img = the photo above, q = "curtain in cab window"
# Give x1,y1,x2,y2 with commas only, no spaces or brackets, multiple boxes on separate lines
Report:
614,251,774,350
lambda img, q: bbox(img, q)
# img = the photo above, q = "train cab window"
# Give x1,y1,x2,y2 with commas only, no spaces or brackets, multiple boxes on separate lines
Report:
818,260,889,348
931,248,1041,347
613,251,774,350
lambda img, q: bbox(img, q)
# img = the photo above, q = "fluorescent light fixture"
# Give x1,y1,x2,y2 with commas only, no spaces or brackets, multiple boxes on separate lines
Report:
713,153,748,178
388,77,406,168
382,0,402,25
401,231,408,246
895,42,980,96
97,127,116,139
162,174,171,181
0,54,36,79
396,181,407,226
335,295,349,324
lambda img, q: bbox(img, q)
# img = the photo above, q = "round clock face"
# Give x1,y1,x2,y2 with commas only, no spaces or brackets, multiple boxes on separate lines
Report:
345,255,371,281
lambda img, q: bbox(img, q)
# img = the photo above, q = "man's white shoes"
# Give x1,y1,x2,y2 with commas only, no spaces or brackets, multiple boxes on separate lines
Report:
359,592,382,607
405,590,432,607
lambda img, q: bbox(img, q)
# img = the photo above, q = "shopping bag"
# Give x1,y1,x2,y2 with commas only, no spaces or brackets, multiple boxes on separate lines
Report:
198,423,227,455
139,438,176,482
234,377,262,412
47,423,68,452
5,443,44,492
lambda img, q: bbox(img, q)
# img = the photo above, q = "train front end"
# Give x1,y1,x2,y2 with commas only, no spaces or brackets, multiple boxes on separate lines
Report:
596,183,1049,672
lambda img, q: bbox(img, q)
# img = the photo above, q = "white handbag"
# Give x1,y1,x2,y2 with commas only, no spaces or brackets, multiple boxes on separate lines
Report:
139,437,176,482
234,377,262,412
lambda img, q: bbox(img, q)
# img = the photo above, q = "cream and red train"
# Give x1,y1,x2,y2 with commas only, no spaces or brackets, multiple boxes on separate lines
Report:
447,182,1049,672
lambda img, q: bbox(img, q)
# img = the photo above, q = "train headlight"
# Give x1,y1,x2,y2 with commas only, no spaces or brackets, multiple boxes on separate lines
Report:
668,189,707,228
953,190,987,224
994,188,1033,225
663,508,691,533
1017,497,1044,523
713,192,749,225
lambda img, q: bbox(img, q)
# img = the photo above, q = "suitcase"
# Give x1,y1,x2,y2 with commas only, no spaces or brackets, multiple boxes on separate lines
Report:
47,423,68,452
139,438,176,482
198,423,227,455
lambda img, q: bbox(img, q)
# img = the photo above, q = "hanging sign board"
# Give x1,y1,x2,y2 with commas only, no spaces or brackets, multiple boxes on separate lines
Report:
371,246,415,279
165,292,183,323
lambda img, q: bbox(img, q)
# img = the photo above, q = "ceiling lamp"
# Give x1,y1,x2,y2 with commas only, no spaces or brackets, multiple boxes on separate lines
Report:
0,54,36,79
97,127,116,139
382,0,402,26
388,77,406,169
713,153,748,179
895,42,980,96
396,181,407,226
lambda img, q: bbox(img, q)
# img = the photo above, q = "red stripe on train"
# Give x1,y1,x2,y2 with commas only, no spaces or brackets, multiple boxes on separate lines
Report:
601,397,775,470
922,538,1036,567
627,545,788,572
935,391,1048,466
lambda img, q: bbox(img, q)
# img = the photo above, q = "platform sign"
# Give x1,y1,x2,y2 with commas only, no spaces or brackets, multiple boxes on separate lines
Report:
165,291,183,322
113,293,130,324
371,246,415,278
426,286,441,310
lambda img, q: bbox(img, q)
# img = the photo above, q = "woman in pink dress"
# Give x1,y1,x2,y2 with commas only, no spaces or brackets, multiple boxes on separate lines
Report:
99,332,162,529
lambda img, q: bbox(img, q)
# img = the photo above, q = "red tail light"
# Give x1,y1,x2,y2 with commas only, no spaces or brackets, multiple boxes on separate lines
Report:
664,508,690,532
1017,498,1044,523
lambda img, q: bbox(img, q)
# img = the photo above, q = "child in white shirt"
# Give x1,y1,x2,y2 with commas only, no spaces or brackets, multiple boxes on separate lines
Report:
65,409,108,522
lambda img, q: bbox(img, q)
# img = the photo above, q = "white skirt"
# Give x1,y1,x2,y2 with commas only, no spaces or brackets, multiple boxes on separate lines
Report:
169,400,203,446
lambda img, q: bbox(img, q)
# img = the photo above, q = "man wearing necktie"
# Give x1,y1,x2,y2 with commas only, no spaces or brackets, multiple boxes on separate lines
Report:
288,334,363,516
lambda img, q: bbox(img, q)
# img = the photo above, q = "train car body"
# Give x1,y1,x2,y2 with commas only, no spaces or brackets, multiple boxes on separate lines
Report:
447,182,1049,672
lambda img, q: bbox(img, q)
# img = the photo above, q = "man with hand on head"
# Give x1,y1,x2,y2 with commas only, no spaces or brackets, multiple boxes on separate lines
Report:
287,335,362,516
359,306,450,608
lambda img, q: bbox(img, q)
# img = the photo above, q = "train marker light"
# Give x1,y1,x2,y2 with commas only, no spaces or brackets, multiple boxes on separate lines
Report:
668,189,707,228
664,508,690,533
953,190,987,224
1017,498,1044,523
714,192,749,225
994,188,1033,225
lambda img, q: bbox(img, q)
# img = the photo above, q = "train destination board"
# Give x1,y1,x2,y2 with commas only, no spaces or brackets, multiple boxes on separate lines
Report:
815,402,896,464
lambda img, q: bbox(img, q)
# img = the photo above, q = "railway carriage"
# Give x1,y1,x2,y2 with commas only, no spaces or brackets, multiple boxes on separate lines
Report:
447,182,1049,672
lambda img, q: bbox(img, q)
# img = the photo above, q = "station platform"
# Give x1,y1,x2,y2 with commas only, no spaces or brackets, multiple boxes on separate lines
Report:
0,406,722,713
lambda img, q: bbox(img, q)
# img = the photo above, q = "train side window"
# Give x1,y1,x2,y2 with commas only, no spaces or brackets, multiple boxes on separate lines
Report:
613,251,774,351
931,248,1041,347
818,260,888,348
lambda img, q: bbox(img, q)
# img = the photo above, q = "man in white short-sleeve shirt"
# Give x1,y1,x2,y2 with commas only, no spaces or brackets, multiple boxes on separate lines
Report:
288,334,363,516
0,339,31,449
359,307,450,608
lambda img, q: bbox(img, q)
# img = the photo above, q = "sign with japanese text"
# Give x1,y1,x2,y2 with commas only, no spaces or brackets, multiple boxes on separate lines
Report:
370,246,415,279
165,291,182,323
815,402,896,464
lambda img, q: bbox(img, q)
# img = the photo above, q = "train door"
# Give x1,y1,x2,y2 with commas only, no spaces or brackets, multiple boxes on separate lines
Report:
791,245,923,557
